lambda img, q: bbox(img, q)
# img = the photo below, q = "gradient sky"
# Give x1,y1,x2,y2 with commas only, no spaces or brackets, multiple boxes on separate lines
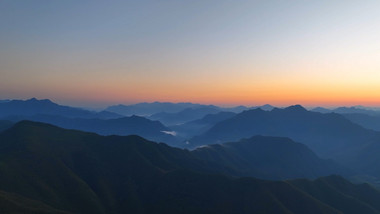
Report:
1,0,380,108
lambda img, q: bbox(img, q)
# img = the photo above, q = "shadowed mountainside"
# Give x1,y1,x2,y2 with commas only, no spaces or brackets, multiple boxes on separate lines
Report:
192,136,349,180
0,121,379,213
189,105,379,160
3,115,181,147
0,120,13,133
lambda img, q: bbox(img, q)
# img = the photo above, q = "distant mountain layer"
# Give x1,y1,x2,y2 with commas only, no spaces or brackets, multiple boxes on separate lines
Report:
341,113,380,131
311,106,380,132
162,105,275,135
105,102,250,117
149,106,221,126
252,104,275,111
105,102,218,116
4,115,181,147
189,105,379,160
170,111,236,138
311,106,380,116
0,98,122,119
1,121,380,213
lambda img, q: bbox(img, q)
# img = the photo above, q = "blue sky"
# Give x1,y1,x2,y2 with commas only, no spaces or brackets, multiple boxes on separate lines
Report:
1,0,380,107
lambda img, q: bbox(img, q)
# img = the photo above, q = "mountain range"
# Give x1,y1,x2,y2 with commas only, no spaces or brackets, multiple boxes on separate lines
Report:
3,114,181,147
188,105,380,162
0,98,122,119
341,113,380,131
169,111,237,138
105,102,255,117
311,106,380,132
149,106,222,126
1,121,380,213
105,102,209,116
311,106,380,116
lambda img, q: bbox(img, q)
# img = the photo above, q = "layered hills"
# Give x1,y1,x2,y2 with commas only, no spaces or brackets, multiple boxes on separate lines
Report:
0,121,378,213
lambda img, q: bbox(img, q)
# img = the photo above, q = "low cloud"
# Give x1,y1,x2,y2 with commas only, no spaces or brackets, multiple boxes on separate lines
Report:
161,130,177,136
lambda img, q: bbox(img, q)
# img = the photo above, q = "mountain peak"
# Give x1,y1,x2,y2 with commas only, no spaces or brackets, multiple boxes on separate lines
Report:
311,107,331,113
7,120,59,133
283,105,307,112
258,104,274,111
244,107,265,114
26,98,53,103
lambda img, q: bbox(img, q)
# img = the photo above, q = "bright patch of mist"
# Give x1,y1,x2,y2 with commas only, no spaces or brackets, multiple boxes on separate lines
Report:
161,131,177,136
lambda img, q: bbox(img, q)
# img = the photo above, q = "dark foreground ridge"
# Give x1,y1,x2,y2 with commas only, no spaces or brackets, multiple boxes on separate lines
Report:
0,121,380,213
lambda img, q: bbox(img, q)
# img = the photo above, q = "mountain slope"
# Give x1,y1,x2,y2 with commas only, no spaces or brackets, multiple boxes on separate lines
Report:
1,121,379,213
149,106,221,126
0,120,13,132
192,136,348,180
0,190,70,214
341,113,380,131
105,102,248,117
105,102,216,116
189,105,379,159
4,115,181,147
311,106,380,116
289,175,380,214
169,112,236,138
0,98,122,119
252,104,275,111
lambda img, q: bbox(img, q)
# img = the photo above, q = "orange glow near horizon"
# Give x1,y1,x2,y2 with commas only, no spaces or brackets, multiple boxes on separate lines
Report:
1,1,380,108
2,60,380,108
8,78,379,108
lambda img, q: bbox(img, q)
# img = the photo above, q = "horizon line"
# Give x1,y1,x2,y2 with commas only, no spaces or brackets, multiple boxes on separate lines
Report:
2,97,380,110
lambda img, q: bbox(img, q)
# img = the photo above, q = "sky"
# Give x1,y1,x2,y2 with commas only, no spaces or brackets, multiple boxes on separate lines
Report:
1,0,380,108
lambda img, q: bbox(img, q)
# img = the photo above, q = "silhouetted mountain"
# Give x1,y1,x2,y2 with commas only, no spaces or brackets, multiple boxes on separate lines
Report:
0,120,13,132
1,121,379,213
311,107,332,114
170,112,236,138
105,102,213,116
192,136,348,180
252,104,275,111
311,106,380,116
219,105,249,113
4,115,181,147
149,106,221,126
0,98,122,119
354,105,380,112
0,99,10,103
311,107,380,131
105,102,248,116
333,107,380,115
189,105,379,160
